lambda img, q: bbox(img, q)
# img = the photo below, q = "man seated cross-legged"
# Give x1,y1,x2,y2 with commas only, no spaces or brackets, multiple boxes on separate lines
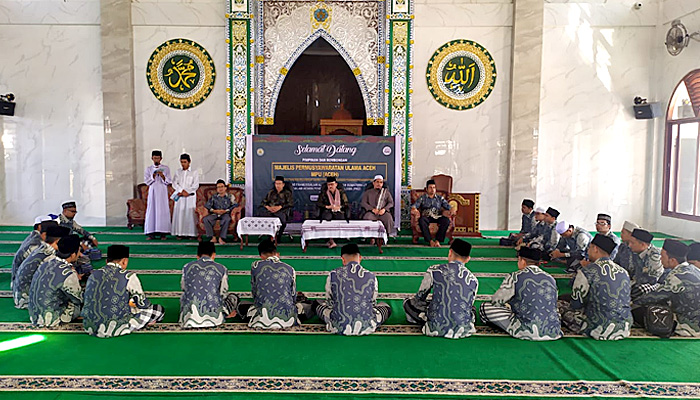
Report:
314,243,391,335
558,234,632,340
27,235,84,328
403,239,479,339
237,239,314,329
180,242,239,328
480,247,562,341
82,245,165,338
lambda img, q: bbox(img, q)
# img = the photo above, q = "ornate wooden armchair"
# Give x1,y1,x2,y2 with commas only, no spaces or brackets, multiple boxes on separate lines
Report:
431,174,453,194
194,185,245,240
409,189,455,244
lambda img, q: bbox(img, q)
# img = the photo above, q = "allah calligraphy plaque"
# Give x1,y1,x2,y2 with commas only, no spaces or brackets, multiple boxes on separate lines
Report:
147,39,216,109
426,40,496,110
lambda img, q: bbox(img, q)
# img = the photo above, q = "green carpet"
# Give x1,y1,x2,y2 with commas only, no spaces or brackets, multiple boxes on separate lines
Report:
0,226,698,399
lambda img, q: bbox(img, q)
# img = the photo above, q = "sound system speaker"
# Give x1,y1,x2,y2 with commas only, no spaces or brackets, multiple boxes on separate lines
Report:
633,102,661,120
0,101,15,116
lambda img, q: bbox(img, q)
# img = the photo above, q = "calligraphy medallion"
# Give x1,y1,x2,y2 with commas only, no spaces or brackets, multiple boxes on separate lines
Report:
147,38,216,109
426,39,496,110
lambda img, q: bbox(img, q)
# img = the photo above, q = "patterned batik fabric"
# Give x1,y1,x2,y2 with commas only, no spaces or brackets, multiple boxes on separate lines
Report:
27,257,83,327
630,245,664,286
520,211,536,234
528,222,560,253
180,256,230,328
412,194,451,218
522,221,544,243
614,242,635,276
247,256,298,329
570,258,632,340
636,262,700,337
413,261,479,339
490,266,562,341
58,213,95,242
12,230,42,284
82,263,154,338
324,261,379,336
13,243,56,309
557,227,592,262
602,231,621,260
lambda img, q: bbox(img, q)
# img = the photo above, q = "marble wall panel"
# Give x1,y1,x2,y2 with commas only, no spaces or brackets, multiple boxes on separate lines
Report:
413,24,512,230
538,23,654,232
0,25,106,226
131,0,224,27
0,0,100,25
133,25,228,185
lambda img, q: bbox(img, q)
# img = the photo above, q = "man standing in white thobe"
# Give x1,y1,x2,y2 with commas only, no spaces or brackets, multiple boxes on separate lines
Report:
144,150,171,240
171,153,199,239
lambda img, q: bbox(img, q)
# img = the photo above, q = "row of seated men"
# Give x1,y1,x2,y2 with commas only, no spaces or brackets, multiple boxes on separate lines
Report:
11,212,700,339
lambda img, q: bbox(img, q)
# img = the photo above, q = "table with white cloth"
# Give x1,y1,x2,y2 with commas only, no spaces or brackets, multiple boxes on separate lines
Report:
300,220,388,253
236,217,283,249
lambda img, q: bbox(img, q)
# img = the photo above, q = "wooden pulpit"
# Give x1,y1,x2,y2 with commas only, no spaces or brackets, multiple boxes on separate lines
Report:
320,119,363,135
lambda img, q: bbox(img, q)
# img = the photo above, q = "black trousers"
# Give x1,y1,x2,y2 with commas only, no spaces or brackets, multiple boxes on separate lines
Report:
258,207,287,238
418,216,450,243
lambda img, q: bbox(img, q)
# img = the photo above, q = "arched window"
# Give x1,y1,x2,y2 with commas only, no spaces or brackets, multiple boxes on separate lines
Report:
663,69,700,221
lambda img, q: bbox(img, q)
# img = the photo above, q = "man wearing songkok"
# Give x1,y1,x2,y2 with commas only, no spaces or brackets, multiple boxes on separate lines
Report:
633,240,700,337
14,226,70,309
526,207,561,257
411,179,454,247
480,247,562,341
314,244,392,335
12,216,56,286
27,235,84,327
83,245,165,338
203,179,238,245
317,176,350,248
258,176,294,241
613,220,640,275
551,221,592,273
627,229,664,288
58,201,98,246
361,175,395,239
501,199,536,246
558,234,632,340
688,243,700,269
171,153,199,239
403,239,479,339
180,242,238,328
592,214,620,260
238,239,313,329
144,150,172,240
517,206,546,248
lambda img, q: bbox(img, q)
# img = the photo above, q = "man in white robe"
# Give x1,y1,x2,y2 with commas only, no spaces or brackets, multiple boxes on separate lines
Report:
144,150,171,240
171,153,199,239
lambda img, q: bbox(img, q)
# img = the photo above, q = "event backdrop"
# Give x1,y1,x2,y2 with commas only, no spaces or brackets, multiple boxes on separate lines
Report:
246,135,401,229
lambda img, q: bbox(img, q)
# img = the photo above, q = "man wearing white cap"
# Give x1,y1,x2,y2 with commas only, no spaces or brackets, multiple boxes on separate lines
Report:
12,216,56,287
550,220,592,273
613,220,639,276
517,206,546,248
361,175,395,238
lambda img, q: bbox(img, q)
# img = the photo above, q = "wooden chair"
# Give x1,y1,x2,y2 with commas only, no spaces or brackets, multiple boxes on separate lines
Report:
431,174,453,194
194,186,245,241
410,189,455,244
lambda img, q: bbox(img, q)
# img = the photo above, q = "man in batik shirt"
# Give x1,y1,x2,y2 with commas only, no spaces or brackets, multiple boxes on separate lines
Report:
27,235,83,327
627,229,664,293
524,207,561,259
558,234,632,340
411,179,453,247
12,216,56,286
403,239,479,339
314,243,391,335
480,247,562,341
82,245,164,338
551,220,592,273
634,240,700,337
258,176,294,241
180,242,239,328
613,220,640,275
14,225,70,309
238,239,313,329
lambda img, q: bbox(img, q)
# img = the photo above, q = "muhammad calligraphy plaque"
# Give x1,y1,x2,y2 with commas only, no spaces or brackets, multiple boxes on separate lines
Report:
146,39,216,109
426,39,496,110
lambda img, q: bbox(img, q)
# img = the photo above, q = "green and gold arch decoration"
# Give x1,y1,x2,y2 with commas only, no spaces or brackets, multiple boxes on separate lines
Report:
147,38,216,109
426,39,496,110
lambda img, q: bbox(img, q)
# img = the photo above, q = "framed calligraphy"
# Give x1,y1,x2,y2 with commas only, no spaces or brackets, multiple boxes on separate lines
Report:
146,38,216,109
426,39,496,110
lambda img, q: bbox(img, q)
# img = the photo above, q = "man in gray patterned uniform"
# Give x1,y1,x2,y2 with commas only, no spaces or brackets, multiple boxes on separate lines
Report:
480,247,562,341
27,235,83,327
613,220,640,275
551,220,592,273
315,243,391,335
411,179,454,247
82,245,164,338
180,242,239,328
558,234,632,340
238,239,313,329
501,199,536,246
13,225,70,309
524,207,561,260
688,243,700,269
12,216,56,286
403,239,479,339
634,240,700,337
627,229,664,295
